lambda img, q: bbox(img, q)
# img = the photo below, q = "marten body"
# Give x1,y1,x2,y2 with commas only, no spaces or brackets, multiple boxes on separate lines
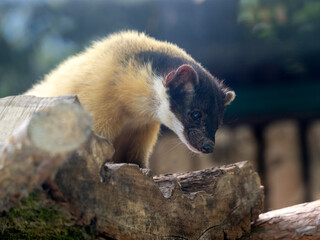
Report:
26,31,235,168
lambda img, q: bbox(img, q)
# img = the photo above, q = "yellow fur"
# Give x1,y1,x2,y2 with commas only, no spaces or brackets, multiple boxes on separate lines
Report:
25,31,195,167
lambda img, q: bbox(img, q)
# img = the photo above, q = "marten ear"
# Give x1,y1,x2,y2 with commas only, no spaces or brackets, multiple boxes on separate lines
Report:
165,64,199,92
224,90,236,106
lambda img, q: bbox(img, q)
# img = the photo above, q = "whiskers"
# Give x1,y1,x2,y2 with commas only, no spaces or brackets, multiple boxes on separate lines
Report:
164,136,185,154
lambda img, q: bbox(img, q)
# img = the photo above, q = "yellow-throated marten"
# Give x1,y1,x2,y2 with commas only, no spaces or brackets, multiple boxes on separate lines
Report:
26,31,235,168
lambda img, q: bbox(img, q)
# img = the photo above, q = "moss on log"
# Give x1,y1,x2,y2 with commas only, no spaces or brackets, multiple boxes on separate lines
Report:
0,192,96,240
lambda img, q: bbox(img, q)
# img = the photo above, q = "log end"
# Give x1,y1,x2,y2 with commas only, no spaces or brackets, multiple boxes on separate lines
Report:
27,103,92,155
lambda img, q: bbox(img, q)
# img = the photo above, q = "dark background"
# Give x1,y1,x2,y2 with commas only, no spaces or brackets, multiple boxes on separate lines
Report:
1,0,319,122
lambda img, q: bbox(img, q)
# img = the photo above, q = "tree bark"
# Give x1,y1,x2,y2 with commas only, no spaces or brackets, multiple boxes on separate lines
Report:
246,200,320,240
55,160,264,240
0,95,264,240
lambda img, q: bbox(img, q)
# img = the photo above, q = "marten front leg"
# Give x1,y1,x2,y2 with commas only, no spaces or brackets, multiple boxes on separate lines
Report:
112,123,161,168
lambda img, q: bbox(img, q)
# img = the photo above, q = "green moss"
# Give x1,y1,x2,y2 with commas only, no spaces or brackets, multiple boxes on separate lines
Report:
0,192,96,240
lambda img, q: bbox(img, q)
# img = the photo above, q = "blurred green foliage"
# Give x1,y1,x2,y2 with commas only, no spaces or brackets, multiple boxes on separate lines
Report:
238,0,320,39
0,0,319,119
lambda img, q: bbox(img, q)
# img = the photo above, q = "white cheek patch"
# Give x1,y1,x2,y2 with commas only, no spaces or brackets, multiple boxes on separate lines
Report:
153,76,201,154
169,113,201,153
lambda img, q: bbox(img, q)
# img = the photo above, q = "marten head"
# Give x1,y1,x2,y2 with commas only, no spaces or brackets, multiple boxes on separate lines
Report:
163,64,235,154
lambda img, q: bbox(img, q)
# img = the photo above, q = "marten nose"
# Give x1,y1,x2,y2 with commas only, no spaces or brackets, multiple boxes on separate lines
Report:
201,141,214,153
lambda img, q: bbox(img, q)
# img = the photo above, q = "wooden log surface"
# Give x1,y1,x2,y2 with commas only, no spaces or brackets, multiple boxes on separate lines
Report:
0,95,264,240
55,159,264,240
0,95,114,211
0,95,80,142
0,97,94,211
247,200,320,240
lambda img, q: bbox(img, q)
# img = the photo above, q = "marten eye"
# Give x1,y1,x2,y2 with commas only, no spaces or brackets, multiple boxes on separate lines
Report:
190,111,202,121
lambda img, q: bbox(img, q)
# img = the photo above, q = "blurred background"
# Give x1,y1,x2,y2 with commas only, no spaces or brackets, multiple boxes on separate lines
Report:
0,0,319,211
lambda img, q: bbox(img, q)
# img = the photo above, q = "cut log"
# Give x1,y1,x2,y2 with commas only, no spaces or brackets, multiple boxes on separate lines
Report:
0,95,80,142
0,95,264,239
0,101,92,210
55,160,264,240
247,200,320,240
0,95,114,211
